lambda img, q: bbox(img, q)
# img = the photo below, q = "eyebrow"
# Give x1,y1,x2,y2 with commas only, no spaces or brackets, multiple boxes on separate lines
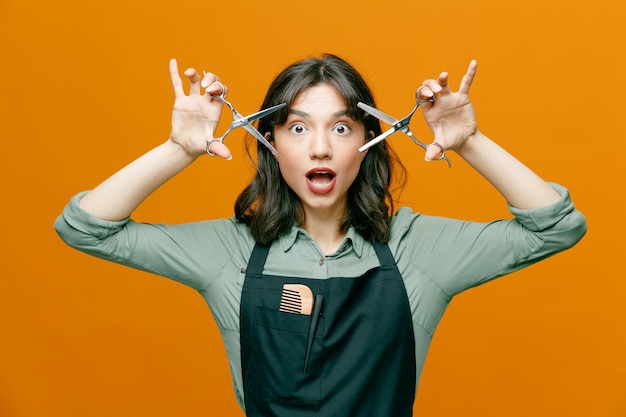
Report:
289,109,350,118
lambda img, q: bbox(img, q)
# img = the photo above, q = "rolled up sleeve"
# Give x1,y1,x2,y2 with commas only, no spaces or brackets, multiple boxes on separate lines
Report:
396,183,587,296
54,191,248,291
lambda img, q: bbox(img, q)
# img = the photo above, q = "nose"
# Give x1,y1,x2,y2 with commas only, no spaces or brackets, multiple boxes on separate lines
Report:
309,130,332,159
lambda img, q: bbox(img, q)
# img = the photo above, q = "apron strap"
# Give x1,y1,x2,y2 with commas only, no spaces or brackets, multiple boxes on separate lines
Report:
372,241,396,267
246,243,271,276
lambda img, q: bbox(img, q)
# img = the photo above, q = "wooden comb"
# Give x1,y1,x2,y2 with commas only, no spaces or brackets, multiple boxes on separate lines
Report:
279,284,314,315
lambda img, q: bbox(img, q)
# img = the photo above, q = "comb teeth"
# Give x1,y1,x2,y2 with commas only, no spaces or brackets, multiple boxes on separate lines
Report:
279,289,302,313
279,284,314,315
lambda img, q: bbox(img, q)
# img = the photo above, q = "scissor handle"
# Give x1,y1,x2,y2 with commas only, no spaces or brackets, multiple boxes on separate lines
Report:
415,85,435,106
203,80,242,156
206,139,218,156
206,138,229,156
209,81,236,114
406,132,451,168
392,87,434,132
413,87,451,167
427,142,451,167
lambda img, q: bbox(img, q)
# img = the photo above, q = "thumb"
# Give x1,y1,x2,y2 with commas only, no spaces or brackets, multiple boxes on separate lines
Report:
424,142,444,161
207,141,233,160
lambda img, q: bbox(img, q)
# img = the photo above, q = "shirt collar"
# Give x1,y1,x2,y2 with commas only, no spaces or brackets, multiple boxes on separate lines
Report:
278,224,301,252
278,224,365,258
343,226,364,257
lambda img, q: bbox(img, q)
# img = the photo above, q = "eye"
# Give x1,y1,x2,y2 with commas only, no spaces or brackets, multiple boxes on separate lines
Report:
333,123,351,135
289,123,307,134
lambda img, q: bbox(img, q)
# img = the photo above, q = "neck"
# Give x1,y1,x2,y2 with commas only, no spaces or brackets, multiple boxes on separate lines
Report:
302,211,347,255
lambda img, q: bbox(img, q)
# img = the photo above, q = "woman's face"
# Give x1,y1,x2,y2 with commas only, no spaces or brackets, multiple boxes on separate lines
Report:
272,84,368,220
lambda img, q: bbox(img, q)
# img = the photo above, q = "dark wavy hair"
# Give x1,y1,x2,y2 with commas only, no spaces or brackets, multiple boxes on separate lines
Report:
234,54,406,244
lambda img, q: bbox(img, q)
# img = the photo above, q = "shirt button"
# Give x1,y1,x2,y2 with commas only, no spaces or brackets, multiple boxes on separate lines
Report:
319,259,325,266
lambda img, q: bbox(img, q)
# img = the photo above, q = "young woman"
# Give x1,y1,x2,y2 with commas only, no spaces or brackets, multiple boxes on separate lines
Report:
55,54,586,416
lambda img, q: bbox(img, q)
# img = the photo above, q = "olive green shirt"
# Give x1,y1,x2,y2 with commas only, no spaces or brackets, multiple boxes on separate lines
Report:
54,183,586,409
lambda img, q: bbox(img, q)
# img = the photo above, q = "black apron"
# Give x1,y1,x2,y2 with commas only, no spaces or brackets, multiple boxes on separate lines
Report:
240,242,416,417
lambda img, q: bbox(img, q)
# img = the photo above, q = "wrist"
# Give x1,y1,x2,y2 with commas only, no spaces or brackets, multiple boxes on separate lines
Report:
164,137,204,162
456,130,486,158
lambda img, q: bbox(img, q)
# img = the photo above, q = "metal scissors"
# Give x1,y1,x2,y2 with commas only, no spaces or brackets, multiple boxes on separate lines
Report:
205,81,286,156
357,86,451,167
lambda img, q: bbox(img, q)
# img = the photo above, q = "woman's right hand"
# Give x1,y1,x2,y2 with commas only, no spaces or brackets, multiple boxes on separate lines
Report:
168,58,232,159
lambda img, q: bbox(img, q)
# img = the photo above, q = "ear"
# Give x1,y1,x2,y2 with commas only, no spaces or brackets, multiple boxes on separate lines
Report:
265,132,278,160
360,130,375,160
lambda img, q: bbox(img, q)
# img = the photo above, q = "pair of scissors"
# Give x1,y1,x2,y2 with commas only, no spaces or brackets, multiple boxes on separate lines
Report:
357,86,451,167
205,81,286,156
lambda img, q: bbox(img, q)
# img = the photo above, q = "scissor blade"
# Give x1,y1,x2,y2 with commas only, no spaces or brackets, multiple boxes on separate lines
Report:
244,103,287,123
357,102,398,126
243,124,278,155
359,127,398,152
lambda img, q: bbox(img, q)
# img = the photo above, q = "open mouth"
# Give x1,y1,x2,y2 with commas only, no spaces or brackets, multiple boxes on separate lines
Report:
307,171,335,183
306,168,337,194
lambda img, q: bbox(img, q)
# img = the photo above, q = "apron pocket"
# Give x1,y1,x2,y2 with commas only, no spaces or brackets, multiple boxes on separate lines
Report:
249,306,324,403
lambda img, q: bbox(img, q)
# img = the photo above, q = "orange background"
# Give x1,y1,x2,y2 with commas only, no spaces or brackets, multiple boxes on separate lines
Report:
1,0,624,416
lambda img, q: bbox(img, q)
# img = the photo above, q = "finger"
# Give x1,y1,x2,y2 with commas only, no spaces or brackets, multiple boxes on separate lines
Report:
458,60,477,95
417,87,433,102
418,82,437,102
207,141,233,160
184,68,202,95
169,59,185,98
424,142,444,161
210,81,228,97
421,79,443,98
201,71,226,95
437,72,451,94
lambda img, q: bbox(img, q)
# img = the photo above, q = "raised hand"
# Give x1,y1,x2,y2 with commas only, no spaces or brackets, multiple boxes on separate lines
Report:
169,59,231,159
418,60,479,161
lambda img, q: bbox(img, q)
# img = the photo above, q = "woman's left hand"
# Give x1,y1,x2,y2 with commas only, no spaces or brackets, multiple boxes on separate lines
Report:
418,60,479,161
